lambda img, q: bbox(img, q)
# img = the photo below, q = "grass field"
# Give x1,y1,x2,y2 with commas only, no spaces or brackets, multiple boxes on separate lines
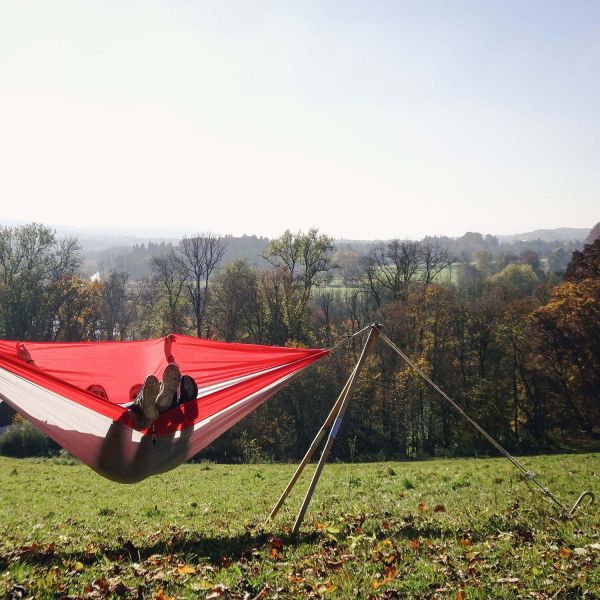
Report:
0,453,598,599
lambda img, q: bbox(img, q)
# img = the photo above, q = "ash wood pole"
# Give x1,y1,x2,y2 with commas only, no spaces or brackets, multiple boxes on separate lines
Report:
291,324,381,535
265,375,354,523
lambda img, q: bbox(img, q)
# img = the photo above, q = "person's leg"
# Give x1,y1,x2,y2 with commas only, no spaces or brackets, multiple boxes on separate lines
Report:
156,364,181,411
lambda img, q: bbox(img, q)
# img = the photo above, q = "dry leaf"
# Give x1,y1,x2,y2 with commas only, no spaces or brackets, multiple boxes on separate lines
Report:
269,548,282,560
176,564,196,575
434,504,446,513
206,584,228,599
417,502,429,512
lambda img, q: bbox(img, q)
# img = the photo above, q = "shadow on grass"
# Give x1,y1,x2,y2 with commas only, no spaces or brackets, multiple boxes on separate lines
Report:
0,529,322,570
0,506,554,570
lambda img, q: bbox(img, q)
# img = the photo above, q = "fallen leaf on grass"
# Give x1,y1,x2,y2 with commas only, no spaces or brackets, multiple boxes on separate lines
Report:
558,547,572,558
316,580,337,594
269,547,285,560
459,538,472,547
434,504,446,513
372,566,399,589
176,564,196,576
456,590,465,600
190,579,213,591
84,579,109,593
268,535,283,550
154,589,175,600
417,502,429,512
109,580,129,597
206,584,228,599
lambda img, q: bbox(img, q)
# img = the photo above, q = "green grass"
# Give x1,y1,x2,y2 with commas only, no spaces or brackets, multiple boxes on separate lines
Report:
1,454,598,598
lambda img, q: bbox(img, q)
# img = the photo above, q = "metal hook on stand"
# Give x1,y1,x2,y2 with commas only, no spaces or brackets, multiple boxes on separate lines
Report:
566,491,594,518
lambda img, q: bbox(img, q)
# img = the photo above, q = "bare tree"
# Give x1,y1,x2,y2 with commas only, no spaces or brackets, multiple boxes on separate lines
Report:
360,239,422,304
100,271,140,340
152,252,188,334
177,234,226,338
420,239,451,285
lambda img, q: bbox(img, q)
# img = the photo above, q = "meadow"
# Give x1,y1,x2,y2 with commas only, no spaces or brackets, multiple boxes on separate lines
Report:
0,453,598,599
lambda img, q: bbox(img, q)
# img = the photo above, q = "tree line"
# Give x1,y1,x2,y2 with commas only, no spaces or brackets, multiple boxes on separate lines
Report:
0,222,598,462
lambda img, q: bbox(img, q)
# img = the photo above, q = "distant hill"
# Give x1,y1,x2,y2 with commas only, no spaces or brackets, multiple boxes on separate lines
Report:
498,228,590,243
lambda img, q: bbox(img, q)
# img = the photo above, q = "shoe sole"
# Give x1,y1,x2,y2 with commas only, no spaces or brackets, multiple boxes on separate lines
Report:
156,363,181,411
179,375,198,403
141,375,160,422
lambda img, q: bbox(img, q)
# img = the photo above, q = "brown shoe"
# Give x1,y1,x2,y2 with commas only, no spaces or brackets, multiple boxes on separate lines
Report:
178,375,198,405
140,375,160,422
156,363,181,411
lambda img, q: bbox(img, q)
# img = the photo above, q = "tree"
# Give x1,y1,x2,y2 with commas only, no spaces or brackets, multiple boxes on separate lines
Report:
488,263,540,299
0,223,80,340
533,280,600,437
420,239,451,285
473,250,495,277
520,250,541,274
178,234,226,338
263,229,333,341
152,252,189,334
100,271,138,340
361,240,421,305
547,247,570,276
584,222,600,245
564,238,600,282
54,276,102,341
212,259,260,342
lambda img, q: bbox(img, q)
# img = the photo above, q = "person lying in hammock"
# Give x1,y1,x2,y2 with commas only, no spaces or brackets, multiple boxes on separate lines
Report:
17,343,197,429
126,364,198,428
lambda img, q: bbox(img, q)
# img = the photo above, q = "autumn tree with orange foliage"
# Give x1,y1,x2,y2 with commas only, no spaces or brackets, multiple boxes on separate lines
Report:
532,239,600,438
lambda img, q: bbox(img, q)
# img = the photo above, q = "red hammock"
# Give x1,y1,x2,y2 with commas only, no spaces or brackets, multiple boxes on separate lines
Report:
0,335,327,483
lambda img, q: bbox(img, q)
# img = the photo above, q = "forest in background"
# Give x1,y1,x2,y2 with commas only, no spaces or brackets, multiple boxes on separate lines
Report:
1,222,599,462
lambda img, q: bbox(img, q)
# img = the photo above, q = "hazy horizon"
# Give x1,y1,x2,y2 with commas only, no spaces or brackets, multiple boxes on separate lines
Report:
1,1,598,239
0,217,591,244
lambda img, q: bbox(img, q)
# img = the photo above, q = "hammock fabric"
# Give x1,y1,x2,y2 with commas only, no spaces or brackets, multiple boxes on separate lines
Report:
0,335,328,483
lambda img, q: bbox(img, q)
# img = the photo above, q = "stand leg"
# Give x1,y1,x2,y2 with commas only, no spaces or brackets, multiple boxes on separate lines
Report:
291,325,381,535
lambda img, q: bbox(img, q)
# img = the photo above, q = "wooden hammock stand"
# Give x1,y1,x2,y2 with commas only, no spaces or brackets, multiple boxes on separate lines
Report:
266,323,594,534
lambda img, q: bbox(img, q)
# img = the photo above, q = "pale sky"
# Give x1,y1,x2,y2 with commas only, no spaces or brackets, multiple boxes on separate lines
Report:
0,1,598,239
